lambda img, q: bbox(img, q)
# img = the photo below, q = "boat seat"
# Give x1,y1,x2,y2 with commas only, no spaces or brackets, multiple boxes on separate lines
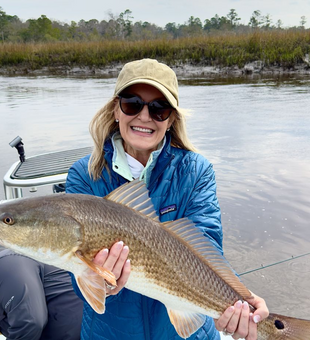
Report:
3,146,92,199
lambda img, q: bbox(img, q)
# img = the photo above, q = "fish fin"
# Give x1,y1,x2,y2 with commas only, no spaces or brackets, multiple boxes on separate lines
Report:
75,250,117,287
167,308,206,339
162,218,252,300
105,179,159,221
76,268,107,314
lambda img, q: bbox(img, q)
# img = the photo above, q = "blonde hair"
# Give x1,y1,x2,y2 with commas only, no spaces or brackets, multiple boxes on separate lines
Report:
88,97,197,180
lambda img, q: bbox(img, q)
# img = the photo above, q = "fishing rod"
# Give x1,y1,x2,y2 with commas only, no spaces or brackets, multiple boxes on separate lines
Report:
239,251,310,276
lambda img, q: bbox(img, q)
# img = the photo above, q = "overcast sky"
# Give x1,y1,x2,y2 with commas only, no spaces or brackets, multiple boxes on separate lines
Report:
1,0,309,28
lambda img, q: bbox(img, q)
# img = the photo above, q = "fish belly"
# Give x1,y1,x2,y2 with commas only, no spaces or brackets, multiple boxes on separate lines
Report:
126,268,220,319
5,244,85,275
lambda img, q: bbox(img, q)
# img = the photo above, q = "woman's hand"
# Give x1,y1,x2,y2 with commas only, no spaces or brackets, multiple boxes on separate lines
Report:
214,292,269,340
93,241,131,295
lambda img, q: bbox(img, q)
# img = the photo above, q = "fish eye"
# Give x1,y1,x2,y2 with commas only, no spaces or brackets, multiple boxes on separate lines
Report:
274,320,285,330
3,215,14,225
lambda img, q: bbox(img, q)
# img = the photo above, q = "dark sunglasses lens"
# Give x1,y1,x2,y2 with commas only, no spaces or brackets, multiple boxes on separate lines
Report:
120,96,143,115
149,100,172,121
120,95,173,121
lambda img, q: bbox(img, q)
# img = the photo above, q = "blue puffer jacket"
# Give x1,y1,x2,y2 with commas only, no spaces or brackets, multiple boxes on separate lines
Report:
66,133,222,340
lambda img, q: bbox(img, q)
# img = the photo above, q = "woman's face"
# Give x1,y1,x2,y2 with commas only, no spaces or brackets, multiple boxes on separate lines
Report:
114,83,173,165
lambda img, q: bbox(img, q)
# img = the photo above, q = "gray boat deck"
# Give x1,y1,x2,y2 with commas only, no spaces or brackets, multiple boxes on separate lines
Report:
11,146,92,180
3,146,92,199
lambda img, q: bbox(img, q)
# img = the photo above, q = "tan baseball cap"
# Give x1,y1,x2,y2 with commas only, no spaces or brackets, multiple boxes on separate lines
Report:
114,59,179,108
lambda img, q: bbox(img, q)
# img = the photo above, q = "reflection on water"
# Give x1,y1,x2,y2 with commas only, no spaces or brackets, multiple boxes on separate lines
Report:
1,74,310,318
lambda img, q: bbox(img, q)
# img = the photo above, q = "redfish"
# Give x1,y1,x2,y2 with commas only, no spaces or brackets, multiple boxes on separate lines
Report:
0,180,309,339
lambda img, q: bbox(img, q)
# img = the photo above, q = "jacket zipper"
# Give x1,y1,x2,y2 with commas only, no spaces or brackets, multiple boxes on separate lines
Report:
142,296,151,340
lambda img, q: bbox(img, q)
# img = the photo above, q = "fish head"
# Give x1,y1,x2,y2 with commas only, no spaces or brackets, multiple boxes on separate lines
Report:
260,312,310,340
0,194,82,260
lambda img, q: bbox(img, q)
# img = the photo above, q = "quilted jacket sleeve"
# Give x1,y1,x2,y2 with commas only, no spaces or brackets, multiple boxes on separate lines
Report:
184,154,223,252
66,157,95,195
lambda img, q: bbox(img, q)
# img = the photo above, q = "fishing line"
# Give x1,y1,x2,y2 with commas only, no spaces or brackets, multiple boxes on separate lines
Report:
239,252,310,276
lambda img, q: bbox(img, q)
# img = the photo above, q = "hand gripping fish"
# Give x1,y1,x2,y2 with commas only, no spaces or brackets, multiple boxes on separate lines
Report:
0,180,309,339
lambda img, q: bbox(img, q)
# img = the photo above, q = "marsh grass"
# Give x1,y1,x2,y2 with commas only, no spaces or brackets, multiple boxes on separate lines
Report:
0,30,309,70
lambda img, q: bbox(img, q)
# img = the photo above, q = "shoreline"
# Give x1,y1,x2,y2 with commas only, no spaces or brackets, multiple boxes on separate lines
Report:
1,61,310,78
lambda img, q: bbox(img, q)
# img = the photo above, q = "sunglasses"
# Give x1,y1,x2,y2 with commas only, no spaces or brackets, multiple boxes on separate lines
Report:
118,94,174,122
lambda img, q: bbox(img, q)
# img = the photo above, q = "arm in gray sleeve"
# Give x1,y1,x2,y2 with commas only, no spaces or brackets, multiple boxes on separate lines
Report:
0,252,48,340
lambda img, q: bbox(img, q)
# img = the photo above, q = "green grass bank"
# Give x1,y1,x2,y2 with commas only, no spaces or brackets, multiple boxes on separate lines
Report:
1,30,310,75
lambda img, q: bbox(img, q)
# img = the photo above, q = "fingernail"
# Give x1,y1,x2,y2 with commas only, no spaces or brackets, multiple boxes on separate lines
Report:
243,301,249,310
253,315,261,323
236,300,242,309
101,249,109,255
228,306,235,313
123,245,129,252
116,241,124,249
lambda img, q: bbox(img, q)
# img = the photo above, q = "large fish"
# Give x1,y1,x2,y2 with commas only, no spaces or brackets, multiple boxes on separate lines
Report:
0,180,309,339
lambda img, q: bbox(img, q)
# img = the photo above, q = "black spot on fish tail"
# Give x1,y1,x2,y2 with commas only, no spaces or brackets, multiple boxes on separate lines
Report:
274,320,285,330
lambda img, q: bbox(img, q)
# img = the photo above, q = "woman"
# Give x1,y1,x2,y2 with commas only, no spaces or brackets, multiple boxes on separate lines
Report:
66,58,269,340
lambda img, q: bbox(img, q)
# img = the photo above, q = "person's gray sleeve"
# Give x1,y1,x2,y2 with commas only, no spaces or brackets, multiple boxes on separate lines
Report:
0,253,48,340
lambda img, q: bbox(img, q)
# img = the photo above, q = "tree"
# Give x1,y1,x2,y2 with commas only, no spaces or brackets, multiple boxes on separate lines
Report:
165,22,179,38
85,19,99,31
205,14,221,30
186,16,202,35
132,21,162,40
227,9,240,27
188,16,202,28
262,14,272,29
118,9,133,38
0,7,8,41
275,19,283,29
300,16,307,28
204,14,231,31
249,10,262,28
0,7,20,41
80,19,100,40
68,21,78,39
21,15,60,41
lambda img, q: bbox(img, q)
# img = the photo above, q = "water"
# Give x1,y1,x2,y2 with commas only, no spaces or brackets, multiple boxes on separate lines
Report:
1,74,310,319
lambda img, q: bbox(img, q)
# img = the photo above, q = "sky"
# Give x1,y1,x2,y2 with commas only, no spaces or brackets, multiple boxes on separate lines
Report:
1,0,309,28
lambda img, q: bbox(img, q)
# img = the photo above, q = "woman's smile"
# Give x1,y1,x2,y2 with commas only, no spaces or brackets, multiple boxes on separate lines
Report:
130,126,154,134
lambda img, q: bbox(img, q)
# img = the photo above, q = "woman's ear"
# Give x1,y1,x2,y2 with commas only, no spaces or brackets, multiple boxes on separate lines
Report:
113,98,120,121
167,114,175,129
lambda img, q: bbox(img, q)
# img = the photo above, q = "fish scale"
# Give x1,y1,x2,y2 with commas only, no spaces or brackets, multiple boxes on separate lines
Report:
0,179,310,339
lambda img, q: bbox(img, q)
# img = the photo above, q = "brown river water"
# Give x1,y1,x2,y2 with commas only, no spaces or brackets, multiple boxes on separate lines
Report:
0,74,310,319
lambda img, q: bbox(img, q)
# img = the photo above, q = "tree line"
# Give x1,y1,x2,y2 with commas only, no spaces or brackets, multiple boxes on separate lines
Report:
0,7,308,43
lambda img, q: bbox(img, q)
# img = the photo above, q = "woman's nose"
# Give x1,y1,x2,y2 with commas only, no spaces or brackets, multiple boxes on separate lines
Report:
137,104,152,121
